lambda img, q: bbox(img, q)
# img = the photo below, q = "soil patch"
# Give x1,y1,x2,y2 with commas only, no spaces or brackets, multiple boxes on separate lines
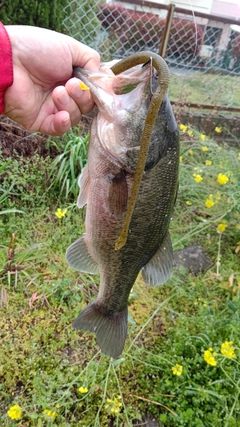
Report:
0,116,52,159
0,115,93,160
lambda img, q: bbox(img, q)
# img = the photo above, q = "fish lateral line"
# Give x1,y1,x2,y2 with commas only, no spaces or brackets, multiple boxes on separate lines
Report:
111,52,170,251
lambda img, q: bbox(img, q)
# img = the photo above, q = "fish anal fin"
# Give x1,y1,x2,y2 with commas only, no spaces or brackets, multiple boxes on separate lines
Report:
73,302,128,358
142,232,173,286
77,164,90,208
66,237,99,274
108,171,128,218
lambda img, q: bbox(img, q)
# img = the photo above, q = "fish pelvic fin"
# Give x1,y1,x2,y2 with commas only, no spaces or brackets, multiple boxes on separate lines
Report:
66,237,99,274
142,231,173,286
73,303,128,358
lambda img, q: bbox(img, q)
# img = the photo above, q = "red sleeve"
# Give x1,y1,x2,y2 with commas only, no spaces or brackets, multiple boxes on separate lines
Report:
0,22,13,114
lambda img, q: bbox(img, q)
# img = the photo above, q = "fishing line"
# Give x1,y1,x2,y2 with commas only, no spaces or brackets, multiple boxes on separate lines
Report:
150,56,154,96
188,0,198,58
141,56,154,95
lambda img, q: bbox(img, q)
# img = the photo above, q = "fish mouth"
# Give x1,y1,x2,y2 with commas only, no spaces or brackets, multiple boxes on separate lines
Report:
73,62,153,115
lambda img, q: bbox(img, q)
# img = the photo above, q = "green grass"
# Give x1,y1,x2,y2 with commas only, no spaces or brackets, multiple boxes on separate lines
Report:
0,128,239,426
169,72,240,109
49,128,89,200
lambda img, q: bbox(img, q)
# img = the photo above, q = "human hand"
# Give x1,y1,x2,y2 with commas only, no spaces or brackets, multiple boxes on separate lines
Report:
4,26,100,135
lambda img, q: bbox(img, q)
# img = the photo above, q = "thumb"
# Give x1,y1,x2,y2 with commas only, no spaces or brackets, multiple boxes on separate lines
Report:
68,38,101,71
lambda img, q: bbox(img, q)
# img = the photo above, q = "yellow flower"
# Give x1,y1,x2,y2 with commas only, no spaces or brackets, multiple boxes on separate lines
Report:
205,160,212,166
180,156,183,163
43,409,56,420
221,341,236,358
78,386,88,394
185,201,192,206
7,405,22,420
79,81,90,91
217,173,229,185
172,364,183,376
205,194,214,208
202,146,208,151
188,149,194,155
187,129,194,137
204,348,217,366
55,208,67,218
217,223,227,233
215,126,222,133
193,174,203,183
200,134,206,141
205,198,214,208
179,124,187,132
105,397,122,416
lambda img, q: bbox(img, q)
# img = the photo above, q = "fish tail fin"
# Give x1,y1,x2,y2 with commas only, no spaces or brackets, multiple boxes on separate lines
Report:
73,303,128,358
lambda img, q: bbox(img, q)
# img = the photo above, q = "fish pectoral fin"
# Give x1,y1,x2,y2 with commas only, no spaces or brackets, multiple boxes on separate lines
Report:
108,170,128,218
142,232,173,286
73,303,128,359
77,164,90,208
66,237,99,274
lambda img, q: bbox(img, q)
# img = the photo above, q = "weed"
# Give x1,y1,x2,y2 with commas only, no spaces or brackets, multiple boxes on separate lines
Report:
169,72,240,109
0,128,239,426
49,128,89,200
0,153,53,211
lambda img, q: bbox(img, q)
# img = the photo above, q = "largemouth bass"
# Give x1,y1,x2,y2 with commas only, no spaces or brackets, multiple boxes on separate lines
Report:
66,53,179,358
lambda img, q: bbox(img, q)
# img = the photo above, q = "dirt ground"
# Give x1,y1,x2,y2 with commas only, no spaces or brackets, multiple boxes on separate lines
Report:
0,116,53,159
0,114,95,160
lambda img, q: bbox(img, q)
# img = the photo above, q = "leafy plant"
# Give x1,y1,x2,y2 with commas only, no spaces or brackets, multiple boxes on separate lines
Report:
168,19,204,58
0,153,53,211
49,129,89,200
0,159,25,216
0,128,239,426
232,35,240,59
0,0,68,31
98,4,203,56
63,0,101,47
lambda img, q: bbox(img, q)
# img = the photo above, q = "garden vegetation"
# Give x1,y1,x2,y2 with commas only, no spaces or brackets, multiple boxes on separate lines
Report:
0,125,239,426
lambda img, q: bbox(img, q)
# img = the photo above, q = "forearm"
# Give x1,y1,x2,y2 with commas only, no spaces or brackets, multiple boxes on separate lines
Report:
0,22,13,114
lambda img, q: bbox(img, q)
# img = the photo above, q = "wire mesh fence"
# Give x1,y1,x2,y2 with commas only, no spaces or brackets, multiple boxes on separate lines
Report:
63,0,240,113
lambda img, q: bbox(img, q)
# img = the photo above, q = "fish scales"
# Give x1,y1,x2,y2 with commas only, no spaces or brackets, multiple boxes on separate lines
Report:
66,53,179,358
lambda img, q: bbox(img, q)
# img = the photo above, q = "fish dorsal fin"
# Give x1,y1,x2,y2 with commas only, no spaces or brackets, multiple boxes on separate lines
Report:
142,232,173,286
77,164,90,208
66,237,99,274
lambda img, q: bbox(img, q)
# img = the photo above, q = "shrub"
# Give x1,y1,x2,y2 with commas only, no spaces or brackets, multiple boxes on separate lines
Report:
167,19,204,59
98,4,203,58
63,0,101,47
232,34,240,58
0,0,68,32
98,4,165,53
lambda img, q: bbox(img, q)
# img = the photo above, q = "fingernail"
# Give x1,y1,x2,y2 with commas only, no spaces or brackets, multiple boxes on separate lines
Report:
59,91,70,105
72,83,84,98
62,117,70,127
